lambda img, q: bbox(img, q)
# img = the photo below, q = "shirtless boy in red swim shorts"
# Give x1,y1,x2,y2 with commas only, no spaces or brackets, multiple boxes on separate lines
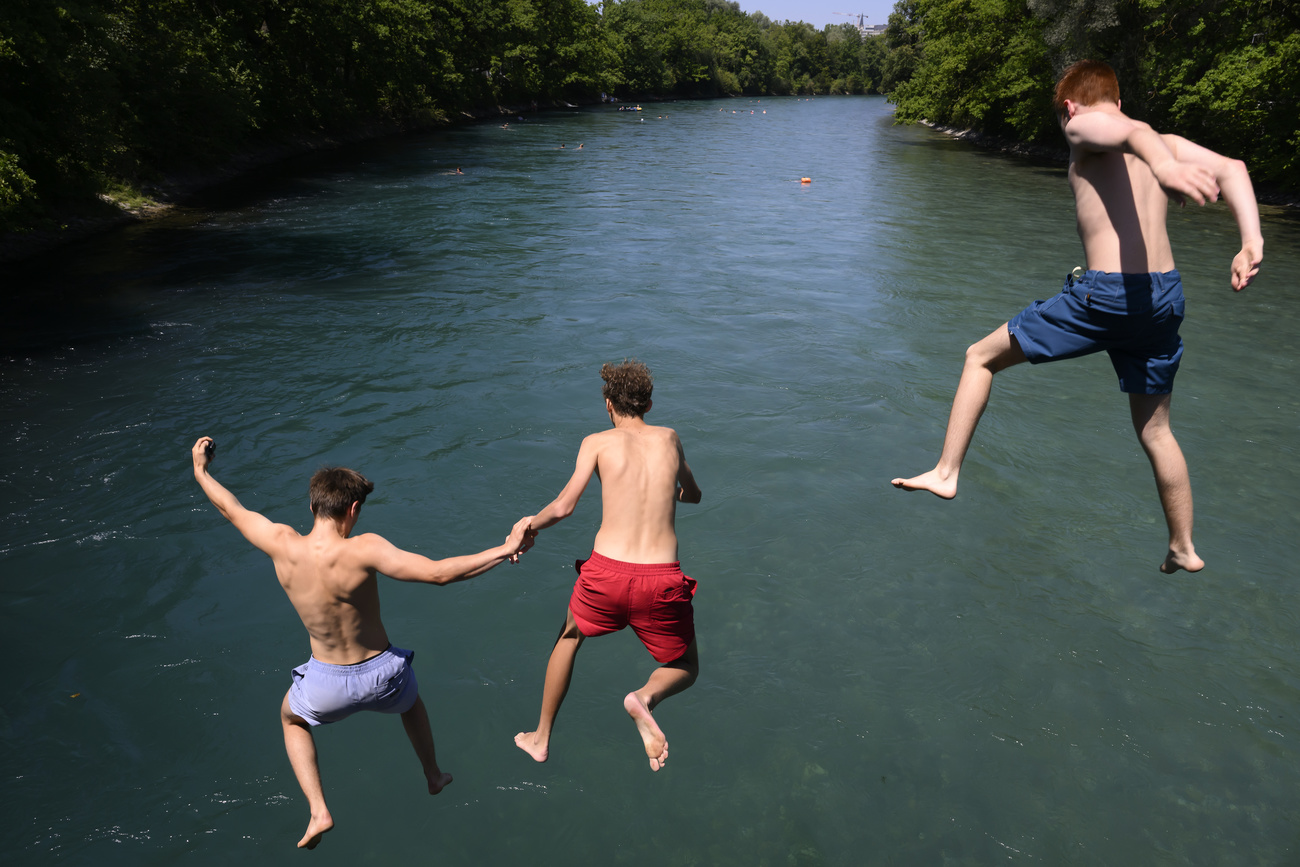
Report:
514,360,703,771
890,60,1263,574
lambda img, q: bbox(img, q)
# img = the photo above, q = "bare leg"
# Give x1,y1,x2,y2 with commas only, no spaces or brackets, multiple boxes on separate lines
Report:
280,692,333,849
892,324,1027,498
515,609,585,762
400,696,453,795
624,640,698,772
1130,393,1204,573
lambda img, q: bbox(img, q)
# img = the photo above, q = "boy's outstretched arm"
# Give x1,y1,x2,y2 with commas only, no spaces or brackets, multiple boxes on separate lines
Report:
529,436,600,532
1167,134,1264,290
676,436,701,504
368,516,534,585
191,436,287,556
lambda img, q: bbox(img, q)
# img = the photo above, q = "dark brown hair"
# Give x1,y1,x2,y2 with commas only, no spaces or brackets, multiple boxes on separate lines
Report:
1054,60,1120,115
601,359,653,418
309,466,374,519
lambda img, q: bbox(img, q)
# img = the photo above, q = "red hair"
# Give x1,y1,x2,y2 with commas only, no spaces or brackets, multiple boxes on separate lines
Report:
1054,60,1120,114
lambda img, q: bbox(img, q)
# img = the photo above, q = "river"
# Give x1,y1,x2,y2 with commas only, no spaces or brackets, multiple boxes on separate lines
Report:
3,96,1299,865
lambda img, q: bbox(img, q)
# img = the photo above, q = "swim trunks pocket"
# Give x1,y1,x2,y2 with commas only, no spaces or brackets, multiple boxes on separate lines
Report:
374,647,418,717
654,575,697,608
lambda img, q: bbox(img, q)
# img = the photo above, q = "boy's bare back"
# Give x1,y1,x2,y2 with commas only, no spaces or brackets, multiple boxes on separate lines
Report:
587,422,692,564
262,527,392,665
191,435,530,665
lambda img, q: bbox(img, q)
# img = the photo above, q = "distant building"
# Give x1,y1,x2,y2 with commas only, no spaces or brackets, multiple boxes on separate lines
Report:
836,14,888,37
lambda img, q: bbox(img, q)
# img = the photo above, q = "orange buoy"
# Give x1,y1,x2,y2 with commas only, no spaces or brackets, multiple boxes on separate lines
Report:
800,177,812,184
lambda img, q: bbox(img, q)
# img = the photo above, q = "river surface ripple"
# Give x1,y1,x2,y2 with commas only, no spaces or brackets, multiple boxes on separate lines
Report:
3,96,1300,865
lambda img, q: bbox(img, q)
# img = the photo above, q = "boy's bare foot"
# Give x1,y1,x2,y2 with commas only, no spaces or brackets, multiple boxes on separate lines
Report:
514,731,549,763
1160,547,1205,574
297,811,333,850
890,467,958,499
429,771,453,795
623,692,669,771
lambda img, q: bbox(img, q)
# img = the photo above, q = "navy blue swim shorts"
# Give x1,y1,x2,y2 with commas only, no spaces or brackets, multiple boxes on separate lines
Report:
1007,269,1185,394
287,644,419,726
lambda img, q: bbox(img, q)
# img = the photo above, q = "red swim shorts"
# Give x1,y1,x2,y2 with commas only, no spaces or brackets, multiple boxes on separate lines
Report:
569,551,697,663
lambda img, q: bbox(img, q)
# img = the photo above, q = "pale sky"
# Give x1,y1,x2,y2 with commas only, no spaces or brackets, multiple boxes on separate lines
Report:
740,1,898,30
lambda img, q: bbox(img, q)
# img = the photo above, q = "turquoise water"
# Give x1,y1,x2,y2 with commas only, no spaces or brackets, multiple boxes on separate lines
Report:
3,97,1299,865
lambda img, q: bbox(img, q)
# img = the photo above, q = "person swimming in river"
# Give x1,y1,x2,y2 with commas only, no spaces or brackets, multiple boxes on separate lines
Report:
514,360,703,772
190,438,532,849
890,60,1263,574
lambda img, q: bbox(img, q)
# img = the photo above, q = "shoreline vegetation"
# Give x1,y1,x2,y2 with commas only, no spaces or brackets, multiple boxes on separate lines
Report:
0,99,587,264
2,0,1295,264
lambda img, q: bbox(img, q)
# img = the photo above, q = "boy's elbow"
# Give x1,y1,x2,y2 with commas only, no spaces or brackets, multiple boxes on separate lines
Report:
1216,157,1249,184
426,562,464,585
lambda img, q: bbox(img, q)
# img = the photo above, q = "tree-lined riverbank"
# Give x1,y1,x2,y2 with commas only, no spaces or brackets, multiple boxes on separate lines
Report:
0,0,890,248
3,0,1296,259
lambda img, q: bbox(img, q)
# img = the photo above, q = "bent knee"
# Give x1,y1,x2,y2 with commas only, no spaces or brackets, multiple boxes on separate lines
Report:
964,339,1005,370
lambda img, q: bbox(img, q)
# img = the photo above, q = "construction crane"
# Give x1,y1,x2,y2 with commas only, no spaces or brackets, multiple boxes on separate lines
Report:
833,11,868,29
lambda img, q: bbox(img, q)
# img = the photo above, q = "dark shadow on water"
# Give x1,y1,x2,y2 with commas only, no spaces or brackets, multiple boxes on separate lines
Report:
1,135,452,358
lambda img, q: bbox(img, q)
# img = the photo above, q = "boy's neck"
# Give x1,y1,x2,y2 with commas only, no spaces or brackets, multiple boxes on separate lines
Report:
311,512,357,538
610,412,646,430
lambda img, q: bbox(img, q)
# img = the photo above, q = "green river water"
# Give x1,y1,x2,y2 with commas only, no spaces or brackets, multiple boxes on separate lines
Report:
3,96,1299,865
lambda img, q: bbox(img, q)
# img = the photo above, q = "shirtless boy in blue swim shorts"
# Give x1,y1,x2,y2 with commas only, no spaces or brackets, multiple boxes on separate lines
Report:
891,60,1263,574
191,438,532,849
513,360,703,772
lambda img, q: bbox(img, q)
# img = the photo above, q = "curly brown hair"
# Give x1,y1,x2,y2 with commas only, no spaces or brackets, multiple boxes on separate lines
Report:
601,359,653,418
309,466,374,519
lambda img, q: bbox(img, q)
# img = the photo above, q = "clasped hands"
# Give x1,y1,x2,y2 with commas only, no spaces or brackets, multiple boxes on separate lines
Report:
505,516,541,564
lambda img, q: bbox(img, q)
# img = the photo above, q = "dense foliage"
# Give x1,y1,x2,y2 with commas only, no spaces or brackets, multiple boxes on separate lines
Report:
0,0,889,229
3,0,1295,232
885,0,1299,191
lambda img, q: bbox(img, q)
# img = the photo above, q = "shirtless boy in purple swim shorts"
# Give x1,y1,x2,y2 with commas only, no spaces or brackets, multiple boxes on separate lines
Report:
891,60,1263,574
191,438,532,849
514,360,703,772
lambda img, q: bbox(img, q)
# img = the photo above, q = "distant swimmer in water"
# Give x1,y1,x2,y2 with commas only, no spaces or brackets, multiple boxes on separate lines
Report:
190,438,532,849
578,143,584,149
514,360,703,773
889,60,1263,575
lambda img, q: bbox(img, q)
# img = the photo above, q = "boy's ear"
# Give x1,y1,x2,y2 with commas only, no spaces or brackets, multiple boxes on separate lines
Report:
348,500,361,520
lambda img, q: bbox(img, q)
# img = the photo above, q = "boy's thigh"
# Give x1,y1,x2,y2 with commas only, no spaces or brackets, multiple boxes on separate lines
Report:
1108,340,1182,394
630,575,696,664
1008,288,1112,364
